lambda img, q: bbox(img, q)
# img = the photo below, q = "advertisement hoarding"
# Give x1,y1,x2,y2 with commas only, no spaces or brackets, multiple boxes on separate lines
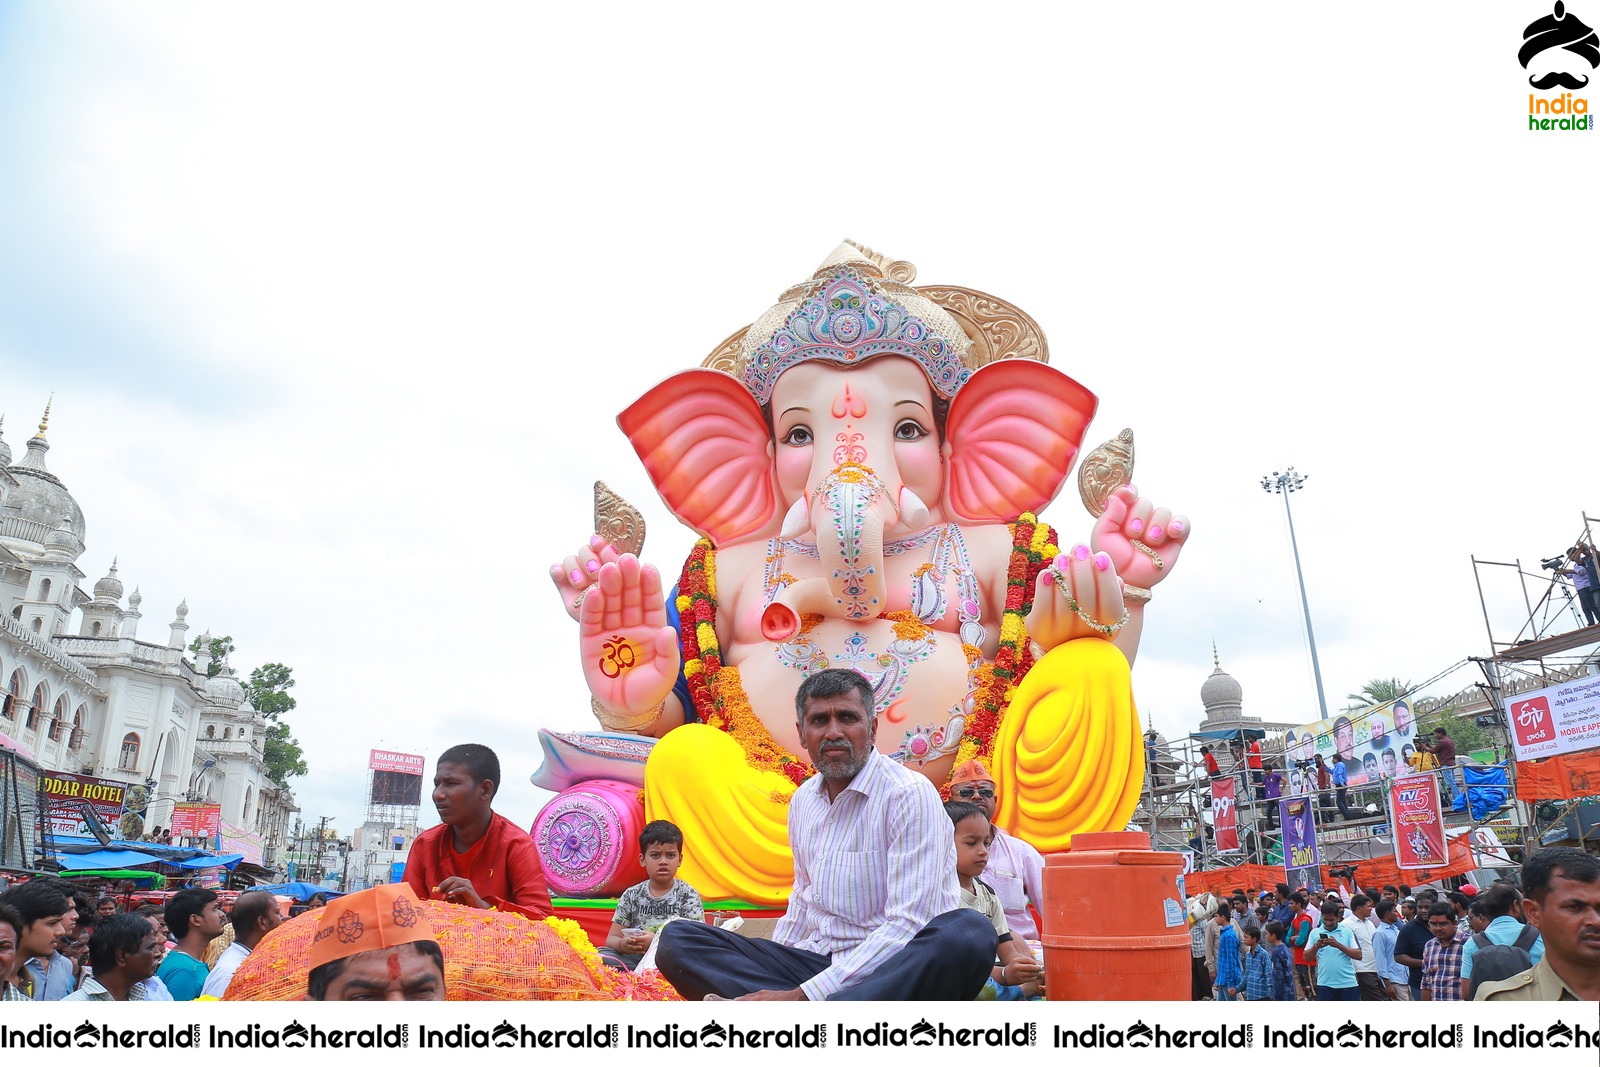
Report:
1505,674,1600,761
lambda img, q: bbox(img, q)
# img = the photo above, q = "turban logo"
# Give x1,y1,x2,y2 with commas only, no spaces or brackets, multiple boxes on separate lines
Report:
1520,2,1600,89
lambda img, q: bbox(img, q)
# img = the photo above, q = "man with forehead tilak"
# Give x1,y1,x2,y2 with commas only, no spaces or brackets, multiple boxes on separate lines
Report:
306,884,446,1002
949,759,1046,941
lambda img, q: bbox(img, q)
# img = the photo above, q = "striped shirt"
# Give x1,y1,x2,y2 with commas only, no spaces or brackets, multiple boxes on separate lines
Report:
1423,936,1465,1001
62,976,151,1002
774,749,960,1000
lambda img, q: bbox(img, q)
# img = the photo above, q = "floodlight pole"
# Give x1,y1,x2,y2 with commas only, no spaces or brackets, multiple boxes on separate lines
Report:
1261,468,1330,721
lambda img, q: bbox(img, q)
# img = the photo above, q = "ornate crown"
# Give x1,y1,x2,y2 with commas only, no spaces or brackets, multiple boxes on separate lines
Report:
703,240,1051,403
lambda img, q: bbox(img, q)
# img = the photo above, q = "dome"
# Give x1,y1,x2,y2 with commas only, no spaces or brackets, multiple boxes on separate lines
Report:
208,667,246,707
1,422,86,554
1200,644,1243,716
94,561,124,602
1200,666,1243,708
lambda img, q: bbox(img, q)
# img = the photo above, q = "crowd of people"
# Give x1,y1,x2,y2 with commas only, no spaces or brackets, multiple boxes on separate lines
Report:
2,670,1597,1003
1188,849,1600,1002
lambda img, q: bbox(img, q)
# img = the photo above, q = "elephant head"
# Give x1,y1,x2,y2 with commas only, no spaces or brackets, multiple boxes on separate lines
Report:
617,259,1098,639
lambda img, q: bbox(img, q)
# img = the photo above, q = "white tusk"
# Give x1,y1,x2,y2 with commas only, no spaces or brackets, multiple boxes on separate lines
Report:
780,496,811,539
899,486,931,529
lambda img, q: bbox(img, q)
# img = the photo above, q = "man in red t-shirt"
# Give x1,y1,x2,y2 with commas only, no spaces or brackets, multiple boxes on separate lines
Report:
1287,892,1315,999
404,744,553,920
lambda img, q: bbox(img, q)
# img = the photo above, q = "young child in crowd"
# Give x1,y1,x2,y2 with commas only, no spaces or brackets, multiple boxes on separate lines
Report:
601,820,704,971
1242,925,1273,1000
944,800,1044,1000
1264,921,1296,1001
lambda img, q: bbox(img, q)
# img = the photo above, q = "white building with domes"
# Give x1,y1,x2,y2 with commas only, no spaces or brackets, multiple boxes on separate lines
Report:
0,408,295,870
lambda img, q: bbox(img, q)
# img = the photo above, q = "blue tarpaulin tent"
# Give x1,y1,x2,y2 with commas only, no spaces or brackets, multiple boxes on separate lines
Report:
1453,763,1510,821
253,881,347,902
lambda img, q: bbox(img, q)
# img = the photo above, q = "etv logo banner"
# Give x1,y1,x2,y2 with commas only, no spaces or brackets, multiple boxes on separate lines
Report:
1512,695,1554,746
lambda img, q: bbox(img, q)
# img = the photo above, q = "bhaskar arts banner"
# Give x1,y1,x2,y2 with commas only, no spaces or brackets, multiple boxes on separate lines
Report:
1506,674,1600,761
1212,776,1238,853
1390,773,1446,870
1280,796,1320,872
1281,699,1419,790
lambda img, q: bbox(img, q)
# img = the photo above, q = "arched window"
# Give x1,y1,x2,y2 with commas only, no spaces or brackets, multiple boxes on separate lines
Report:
38,578,51,602
49,696,68,741
30,618,41,634
118,732,140,772
10,606,20,621
26,685,46,732
1,670,20,720
206,724,215,739
223,726,231,740
69,706,85,750
91,621,102,636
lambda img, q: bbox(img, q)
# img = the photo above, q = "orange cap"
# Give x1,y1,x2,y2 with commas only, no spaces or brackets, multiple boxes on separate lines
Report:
949,759,994,787
309,883,436,970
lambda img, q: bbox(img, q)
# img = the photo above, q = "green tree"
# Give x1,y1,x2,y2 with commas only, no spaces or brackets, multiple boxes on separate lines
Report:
242,662,305,785
187,633,235,679
262,722,308,784
243,663,297,721
1344,677,1413,711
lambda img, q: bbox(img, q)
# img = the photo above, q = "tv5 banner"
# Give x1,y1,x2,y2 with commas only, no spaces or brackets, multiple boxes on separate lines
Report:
1211,776,1239,853
1389,773,1446,870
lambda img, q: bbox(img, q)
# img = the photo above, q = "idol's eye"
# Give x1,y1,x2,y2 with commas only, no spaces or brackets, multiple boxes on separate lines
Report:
893,419,928,442
781,425,813,446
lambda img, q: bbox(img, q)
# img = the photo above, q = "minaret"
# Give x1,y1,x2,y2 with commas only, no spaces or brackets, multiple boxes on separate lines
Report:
168,599,190,649
0,415,11,467
120,587,143,638
80,558,124,638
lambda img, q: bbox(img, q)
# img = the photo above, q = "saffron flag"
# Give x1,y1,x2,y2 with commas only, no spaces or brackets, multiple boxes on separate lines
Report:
1212,776,1239,853
1280,795,1320,871
1389,772,1446,870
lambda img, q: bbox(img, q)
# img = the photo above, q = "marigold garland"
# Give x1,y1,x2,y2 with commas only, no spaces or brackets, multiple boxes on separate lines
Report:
676,519,1056,791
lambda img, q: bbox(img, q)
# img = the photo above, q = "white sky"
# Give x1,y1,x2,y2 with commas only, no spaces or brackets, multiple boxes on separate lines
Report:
0,2,1594,838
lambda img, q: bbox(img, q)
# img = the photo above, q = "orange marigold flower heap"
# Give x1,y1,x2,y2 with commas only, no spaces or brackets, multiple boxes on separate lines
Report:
223,901,681,1001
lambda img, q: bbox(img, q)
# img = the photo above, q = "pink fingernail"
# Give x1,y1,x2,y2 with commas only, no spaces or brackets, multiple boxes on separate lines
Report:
569,569,583,584
586,560,600,573
1170,520,1185,534
590,535,604,547
1094,552,1111,572
1073,544,1090,561
1149,525,1163,540
1129,518,1144,534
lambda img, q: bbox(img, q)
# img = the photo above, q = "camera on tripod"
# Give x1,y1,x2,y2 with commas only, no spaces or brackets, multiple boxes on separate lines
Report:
1542,556,1567,571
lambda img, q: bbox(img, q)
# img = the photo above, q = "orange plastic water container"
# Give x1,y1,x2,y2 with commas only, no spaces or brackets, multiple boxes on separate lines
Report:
1041,830,1190,1001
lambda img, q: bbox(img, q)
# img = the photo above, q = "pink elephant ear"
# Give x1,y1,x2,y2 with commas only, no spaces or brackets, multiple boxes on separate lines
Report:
618,369,780,545
944,361,1099,523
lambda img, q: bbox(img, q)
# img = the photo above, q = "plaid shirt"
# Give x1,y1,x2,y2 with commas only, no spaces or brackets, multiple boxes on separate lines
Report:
1423,935,1465,1001
1243,946,1274,1000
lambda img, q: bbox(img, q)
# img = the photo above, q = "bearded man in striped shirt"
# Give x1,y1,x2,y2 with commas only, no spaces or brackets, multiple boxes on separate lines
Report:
656,669,996,1000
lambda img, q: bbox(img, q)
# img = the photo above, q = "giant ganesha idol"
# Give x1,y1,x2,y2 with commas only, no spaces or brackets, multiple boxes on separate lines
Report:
540,242,1190,905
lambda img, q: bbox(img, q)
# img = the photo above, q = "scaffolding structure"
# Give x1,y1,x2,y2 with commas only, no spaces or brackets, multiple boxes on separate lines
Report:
1134,731,1478,880
1137,511,1600,888
1468,510,1600,852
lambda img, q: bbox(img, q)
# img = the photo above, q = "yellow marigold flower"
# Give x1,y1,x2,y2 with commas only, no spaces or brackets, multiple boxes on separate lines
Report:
675,594,691,612
695,622,717,650
684,659,704,678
